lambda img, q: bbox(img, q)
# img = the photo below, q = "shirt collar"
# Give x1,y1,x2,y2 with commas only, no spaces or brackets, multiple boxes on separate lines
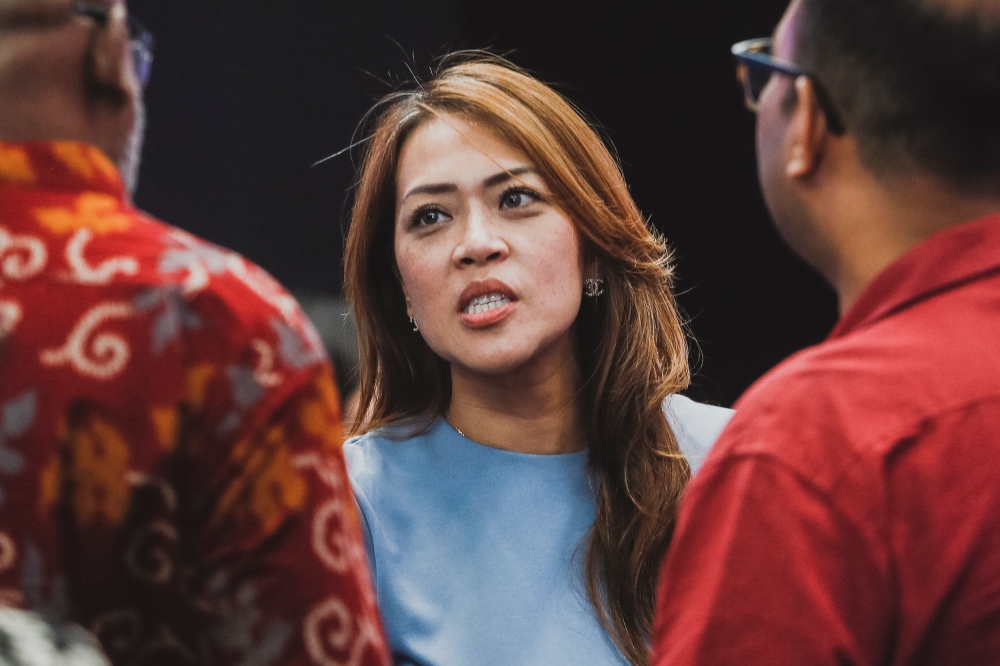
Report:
831,213,1000,340
0,140,125,200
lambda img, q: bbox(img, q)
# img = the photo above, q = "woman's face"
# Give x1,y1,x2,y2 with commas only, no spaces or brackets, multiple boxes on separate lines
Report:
394,114,585,377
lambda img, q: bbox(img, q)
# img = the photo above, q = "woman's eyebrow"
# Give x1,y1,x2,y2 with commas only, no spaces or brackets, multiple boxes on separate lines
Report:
401,183,458,202
483,166,536,189
400,166,537,203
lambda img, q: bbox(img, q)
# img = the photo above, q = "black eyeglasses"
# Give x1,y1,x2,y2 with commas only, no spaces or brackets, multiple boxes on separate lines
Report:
72,1,154,89
731,38,845,135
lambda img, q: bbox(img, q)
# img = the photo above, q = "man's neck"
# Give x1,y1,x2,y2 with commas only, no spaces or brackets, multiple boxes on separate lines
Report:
446,336,586,456
826,174,1000,312
0,85,87,146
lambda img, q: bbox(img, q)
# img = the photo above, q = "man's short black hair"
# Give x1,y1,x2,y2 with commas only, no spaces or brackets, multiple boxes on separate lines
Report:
795,0,1000,194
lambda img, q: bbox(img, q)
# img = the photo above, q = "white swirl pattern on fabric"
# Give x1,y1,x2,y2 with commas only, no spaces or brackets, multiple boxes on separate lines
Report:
295,452,387,664
124,521,178,585
304,598,383,666
40,302,134,380
0,226,47,287
64,229,139,285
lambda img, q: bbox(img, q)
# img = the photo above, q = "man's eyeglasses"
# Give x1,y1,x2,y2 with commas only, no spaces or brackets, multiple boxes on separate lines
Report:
731,38,845,135
72,1,154,89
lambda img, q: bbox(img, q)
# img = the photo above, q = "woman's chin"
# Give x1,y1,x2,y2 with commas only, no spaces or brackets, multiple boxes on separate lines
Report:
427,326,576,380
449,354,534,378
445,339,575,381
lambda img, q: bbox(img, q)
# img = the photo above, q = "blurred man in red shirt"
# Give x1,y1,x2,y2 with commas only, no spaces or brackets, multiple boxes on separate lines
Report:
0,1,388,664
652,0,1000,664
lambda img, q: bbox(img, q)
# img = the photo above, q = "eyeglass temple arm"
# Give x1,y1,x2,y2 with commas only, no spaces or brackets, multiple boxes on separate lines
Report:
732,39,846,135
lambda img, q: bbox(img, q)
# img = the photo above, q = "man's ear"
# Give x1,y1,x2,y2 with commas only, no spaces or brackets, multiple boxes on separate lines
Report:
87,2,133,102
785,76,830,180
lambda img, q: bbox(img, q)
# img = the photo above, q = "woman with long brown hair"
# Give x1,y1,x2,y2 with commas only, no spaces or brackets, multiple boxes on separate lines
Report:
342,54,732,666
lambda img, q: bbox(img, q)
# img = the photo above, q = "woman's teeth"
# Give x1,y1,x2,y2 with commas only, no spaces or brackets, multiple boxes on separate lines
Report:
464,293,511,315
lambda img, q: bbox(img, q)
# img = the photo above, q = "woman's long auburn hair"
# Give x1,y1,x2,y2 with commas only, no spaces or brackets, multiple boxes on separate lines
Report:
343,54,691,666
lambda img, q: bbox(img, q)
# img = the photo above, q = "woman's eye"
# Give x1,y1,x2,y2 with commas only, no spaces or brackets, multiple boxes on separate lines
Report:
413,208,446,227
499,189,537,210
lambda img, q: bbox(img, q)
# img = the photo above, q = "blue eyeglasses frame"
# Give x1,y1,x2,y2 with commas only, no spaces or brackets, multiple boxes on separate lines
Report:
731,37,845,135
72,1,154,89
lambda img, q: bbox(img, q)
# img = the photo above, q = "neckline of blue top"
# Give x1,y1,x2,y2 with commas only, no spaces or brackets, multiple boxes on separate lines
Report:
440,416,591,461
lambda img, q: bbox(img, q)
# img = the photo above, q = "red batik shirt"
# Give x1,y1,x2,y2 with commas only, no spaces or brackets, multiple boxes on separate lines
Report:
0,141,389,666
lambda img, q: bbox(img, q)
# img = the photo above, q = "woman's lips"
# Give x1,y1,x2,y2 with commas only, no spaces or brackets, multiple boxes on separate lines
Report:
460,299,517,328
458,278,518,329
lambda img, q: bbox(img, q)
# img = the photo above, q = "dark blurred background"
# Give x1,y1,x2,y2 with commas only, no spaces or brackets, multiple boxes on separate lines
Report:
126,0,839,408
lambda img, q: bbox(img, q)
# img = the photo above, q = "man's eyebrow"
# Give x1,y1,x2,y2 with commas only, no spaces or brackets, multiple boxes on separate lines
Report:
401,166,537,203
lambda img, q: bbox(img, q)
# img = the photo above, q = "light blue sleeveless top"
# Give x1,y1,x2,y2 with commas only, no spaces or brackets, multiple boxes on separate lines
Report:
344,395,733,666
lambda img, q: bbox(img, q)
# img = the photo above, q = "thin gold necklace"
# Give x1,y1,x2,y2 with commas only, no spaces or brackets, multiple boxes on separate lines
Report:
446,417,465,437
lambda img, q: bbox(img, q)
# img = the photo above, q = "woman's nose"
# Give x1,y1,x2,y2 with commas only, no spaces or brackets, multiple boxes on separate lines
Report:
454,207,509,266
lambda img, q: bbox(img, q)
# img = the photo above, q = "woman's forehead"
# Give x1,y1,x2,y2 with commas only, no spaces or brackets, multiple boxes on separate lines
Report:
396,115,535,193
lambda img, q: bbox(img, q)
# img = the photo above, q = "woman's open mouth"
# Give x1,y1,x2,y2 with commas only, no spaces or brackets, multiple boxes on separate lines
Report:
458,279,518,328
463,293,511,314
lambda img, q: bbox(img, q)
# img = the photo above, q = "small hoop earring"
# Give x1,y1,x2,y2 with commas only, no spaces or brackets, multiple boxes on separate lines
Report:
584,278,605,298
409,315,419,332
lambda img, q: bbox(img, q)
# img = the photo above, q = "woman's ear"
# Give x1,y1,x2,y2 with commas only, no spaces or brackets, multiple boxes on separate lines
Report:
391,251,413,316
401,286,413,318
580,244,600,279
584,257,601,282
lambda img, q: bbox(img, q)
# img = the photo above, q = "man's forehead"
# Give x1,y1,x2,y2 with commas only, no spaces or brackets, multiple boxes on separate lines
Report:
774,0,804,58
926,0,1000,24
0,0,71,13
927,0,1000,11
0,0,72,26
0,0,124,25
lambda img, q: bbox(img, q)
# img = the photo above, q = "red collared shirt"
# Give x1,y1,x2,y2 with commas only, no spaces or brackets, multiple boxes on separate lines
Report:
652,213,1000,665
0,142,388,666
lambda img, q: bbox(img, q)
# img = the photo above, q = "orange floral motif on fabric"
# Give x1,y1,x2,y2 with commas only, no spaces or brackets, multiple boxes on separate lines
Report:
36,457,59,520
0,144,34,185
35,193,132,235
64,411,132,528
214,424,308,536
301,370,345,451
186,364,217,412
51,143,119,183
151,407,179,452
